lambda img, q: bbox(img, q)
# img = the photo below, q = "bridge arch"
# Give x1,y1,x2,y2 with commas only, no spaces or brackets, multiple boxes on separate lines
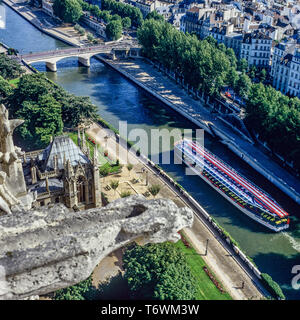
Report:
20,44,128,72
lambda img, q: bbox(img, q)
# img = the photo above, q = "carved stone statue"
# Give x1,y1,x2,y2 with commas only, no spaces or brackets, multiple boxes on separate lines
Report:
0,195,193,299
0,104,24,165
0,104,31,214
0,172,21,214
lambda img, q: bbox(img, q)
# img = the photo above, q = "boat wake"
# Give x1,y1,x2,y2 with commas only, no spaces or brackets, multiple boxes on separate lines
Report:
282,232,300,252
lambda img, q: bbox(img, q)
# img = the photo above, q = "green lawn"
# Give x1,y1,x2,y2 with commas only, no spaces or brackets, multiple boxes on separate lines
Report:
8,78,20,87
67,131,99,160
174,234,232,300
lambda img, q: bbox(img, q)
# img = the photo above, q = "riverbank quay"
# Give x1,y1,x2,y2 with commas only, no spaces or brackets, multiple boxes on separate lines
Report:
6,0,299,204
96,57,300,205
86,121,268,300
2,0,83,47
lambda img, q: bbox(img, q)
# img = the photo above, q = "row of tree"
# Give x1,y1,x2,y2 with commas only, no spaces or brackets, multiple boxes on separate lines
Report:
137,19,300,170
100,0,143,27
77,0,131,40
246,84,300,169
137,19,250,97
0,73,98,149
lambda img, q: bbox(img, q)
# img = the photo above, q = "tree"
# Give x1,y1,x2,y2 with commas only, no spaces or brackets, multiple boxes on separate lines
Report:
0,76,13,100
259,68,267,83
101,0,143,27
237,58,248,73
53,0,82,23
87,32,95,42
148,184,161,198
54,276,94,300
249,65,257,79
236,72,252,99
122,16,131,29
0,54,24,80
7,48,19,56
59,93,98,127
111,14,122,21
15,94,63,148
110,180,119,194
226,67,239,89
123,243,197,300
145,10,164,21
105,20,122,40
7,73,98,148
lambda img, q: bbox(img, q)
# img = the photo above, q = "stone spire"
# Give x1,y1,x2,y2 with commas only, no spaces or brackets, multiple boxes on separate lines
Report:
81,130,88,154
93,144,99,166
65,159,74,179
77,128,81,148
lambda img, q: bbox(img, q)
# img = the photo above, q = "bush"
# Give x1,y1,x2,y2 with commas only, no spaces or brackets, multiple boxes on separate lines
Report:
120,191,131,198
261,273,285,300
99,166,109,176
148,184,161,197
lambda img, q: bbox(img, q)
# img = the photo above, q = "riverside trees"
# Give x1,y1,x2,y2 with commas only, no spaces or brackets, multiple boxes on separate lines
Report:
137,19,300,171
105,20,123,40
53,0,83,23
137,20,231,96
245,84,300,170
6,73,98,149
101,0,143,27
123,243,197,300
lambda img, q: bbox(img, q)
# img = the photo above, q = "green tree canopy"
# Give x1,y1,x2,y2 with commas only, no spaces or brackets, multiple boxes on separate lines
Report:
105,20,122,40
235,72,252,99
137,19,231,95
0,54,24,80
15,94,63,148
245,83,300,169
122,16,131,29
0,76,14,100
53,0,83,23
101,0,143,27
7,73,98,148
123,243,197,300
145,10,164,21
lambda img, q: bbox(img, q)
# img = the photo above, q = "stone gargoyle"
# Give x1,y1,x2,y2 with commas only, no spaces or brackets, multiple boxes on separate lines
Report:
0,195,193,300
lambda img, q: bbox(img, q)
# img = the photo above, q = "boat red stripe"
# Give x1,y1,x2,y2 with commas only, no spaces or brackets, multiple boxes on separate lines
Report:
188,141,286,217
189,141,288,217
182,141,287,217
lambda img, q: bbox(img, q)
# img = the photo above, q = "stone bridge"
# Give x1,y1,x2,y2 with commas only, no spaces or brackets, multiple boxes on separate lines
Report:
20,43,141,71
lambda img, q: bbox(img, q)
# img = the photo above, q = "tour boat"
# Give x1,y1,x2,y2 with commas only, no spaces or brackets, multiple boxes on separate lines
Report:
174,139,290,232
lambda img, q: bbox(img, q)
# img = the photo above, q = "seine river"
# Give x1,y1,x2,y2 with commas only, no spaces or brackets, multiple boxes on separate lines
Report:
1,3,299,299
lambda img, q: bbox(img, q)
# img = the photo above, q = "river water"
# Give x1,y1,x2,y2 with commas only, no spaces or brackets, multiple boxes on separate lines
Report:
1,3,299,299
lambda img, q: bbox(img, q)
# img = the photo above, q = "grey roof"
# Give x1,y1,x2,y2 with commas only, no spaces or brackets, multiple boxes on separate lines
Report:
29,178,63,194
39,135,90,171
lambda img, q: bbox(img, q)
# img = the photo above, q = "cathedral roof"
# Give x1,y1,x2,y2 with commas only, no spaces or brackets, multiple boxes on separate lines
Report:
39,135,90,171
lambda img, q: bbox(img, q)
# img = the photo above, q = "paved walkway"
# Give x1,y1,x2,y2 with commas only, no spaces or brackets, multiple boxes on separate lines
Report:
86,122,267,300
101,58,300,204
3,0,83,46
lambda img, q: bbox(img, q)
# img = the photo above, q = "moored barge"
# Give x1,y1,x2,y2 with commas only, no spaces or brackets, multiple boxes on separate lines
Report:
175,139,290,232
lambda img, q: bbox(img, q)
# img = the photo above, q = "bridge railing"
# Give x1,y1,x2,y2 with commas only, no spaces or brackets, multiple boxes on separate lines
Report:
20,44,133,60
